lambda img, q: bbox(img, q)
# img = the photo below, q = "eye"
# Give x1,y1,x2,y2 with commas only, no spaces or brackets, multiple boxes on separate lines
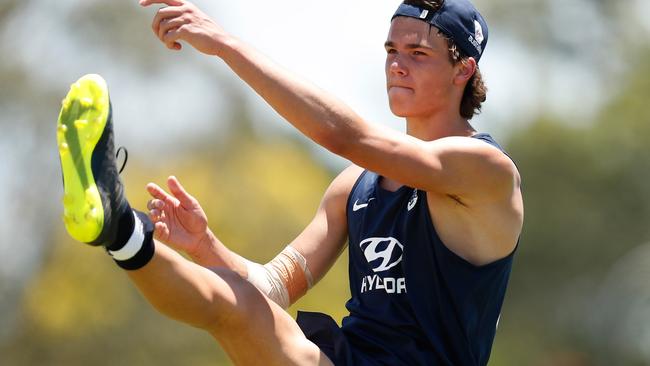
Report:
386,48,397,54
412,50,426,56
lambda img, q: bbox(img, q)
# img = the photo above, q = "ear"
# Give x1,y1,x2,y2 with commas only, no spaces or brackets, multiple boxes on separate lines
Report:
453,57,477,86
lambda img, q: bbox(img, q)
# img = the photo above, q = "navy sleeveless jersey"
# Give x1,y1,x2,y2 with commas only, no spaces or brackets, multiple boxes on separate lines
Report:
340,133,516,365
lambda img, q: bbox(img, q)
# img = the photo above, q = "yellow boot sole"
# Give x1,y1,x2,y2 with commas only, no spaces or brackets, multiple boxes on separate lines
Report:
57,74,110,243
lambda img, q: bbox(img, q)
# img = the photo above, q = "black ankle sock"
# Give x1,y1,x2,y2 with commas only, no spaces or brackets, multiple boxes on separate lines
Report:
106,207,135,252
108,210,156,271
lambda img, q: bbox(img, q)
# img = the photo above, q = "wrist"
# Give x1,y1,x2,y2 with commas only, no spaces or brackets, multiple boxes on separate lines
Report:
212,33,238,58
186,230,215,262
214,34,244,60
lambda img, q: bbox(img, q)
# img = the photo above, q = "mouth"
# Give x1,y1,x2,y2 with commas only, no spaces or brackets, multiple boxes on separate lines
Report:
388,85,413,92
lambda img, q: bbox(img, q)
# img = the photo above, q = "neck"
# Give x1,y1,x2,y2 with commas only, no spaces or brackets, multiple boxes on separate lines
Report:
405,110,476,141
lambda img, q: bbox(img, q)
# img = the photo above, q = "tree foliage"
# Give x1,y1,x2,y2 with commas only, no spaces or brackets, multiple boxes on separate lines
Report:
491,49,650,365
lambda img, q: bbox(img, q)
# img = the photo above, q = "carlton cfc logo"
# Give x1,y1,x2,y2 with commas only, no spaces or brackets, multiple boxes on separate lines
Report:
474,20,484,44
360,237,404,272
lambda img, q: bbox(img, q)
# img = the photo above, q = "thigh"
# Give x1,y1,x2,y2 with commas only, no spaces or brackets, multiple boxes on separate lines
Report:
207,268,334,366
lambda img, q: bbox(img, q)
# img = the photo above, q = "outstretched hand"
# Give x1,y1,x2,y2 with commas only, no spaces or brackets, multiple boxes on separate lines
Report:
146,176,209,255
139,0,228,55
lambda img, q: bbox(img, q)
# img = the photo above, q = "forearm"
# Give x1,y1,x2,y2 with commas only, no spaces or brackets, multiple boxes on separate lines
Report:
242,245,314,309
218,37,367,154
187,229,247,278
191,233,314,309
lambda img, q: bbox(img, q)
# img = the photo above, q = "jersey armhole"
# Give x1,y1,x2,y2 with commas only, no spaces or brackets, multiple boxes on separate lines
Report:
345,170,370,219
422,191,519,270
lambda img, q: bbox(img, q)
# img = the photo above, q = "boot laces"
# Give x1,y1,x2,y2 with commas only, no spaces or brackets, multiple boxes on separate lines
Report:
116,146,128,174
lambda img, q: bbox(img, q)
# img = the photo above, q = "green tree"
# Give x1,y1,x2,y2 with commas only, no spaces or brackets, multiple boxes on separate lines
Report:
491,49,650,365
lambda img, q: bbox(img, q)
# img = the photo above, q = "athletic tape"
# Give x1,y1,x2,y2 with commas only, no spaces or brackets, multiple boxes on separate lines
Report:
243,245,313,309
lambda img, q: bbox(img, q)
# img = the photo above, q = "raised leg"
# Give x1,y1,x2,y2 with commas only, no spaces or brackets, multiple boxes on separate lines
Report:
56,74,333,366
128,242,333,366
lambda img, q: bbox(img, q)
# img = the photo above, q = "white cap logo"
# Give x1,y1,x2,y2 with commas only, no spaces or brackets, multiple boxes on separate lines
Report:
474,20,484,44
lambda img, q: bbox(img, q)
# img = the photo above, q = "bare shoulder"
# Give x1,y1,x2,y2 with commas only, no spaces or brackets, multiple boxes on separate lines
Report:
324,164,365,202
428,136,520,202
424,137,523,265
431,136,518,174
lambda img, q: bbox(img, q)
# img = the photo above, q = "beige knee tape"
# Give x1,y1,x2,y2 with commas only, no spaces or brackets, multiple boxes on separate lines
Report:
244,245,313,309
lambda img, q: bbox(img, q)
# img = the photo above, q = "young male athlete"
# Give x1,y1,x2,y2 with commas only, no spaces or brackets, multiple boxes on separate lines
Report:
56,0,523,364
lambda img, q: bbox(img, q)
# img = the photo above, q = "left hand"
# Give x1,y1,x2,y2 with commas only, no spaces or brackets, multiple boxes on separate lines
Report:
146,176,209,256
139,0,229,55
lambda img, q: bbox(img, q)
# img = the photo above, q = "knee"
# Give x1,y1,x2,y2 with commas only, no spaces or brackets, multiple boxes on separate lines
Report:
202,267,276,333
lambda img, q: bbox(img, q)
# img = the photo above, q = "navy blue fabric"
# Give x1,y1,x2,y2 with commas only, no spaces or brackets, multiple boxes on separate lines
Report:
392,0,489,62
299,134,516,366
296,311,355,366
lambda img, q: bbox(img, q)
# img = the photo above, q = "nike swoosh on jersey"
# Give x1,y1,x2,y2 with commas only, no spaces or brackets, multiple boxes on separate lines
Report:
353,198,375,212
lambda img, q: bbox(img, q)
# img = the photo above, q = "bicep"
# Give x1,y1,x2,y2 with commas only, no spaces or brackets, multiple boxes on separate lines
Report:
342,130,517,201
288,165,362,284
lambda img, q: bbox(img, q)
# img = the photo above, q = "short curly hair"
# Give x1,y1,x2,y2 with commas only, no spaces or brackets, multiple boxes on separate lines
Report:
400,0,487,119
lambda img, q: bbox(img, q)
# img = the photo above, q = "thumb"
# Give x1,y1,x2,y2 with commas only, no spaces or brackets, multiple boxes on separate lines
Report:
167,176,197,209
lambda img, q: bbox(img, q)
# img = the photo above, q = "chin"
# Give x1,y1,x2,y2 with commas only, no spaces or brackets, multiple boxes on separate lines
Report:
390,108,410,118
388,100,417,118
388,97,410,117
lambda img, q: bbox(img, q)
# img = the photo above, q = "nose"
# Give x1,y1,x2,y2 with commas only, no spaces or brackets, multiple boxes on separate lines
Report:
388,55,407,77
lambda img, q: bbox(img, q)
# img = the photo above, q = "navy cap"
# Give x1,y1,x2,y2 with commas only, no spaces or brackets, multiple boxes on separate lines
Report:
392,0,488,63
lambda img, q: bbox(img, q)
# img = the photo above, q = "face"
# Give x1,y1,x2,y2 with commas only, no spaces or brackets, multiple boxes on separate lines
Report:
385,17,458,118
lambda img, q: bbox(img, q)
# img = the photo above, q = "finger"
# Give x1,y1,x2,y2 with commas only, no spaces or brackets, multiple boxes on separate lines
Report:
148,208,160,227
146,199,164,211
140,0,184,7
149,208,162,220
149,199,165,211
153,222,169,241
146,183,178,205
158,18,189,45
167,176,197,209
162,27,185,50
151,7,183,39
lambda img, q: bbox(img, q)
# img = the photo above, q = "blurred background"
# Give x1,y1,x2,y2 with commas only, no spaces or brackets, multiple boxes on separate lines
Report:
1,0,650,364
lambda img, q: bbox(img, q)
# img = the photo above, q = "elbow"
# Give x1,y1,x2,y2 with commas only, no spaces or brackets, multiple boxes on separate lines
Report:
313,121,363,159
322,134,348,156
311,128,341,156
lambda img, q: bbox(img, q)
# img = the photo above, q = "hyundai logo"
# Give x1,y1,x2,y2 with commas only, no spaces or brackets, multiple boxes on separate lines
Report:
360,237,404,272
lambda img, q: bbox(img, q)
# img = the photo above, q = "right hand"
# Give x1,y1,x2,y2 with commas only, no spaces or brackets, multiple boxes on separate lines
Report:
146,176,209,255
139,0,229,55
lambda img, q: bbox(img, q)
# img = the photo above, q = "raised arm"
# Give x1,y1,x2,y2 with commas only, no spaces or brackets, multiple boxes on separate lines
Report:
139,0,517,204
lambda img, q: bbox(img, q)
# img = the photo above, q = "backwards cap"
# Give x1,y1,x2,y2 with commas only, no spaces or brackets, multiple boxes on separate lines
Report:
392,0,489,63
